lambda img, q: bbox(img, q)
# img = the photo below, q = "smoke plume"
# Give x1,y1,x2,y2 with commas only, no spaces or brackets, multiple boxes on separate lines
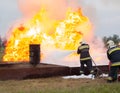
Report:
18,0,76,19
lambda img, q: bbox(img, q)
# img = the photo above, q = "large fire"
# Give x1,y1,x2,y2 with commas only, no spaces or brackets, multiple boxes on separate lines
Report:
3,8,92,62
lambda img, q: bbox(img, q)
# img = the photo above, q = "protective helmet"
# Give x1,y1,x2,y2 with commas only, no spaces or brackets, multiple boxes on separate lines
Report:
79,40,86,44
107,40,116,48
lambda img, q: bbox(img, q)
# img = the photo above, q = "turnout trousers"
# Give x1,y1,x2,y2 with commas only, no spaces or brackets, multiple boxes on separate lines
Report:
80,59,93,74
108,65,120,81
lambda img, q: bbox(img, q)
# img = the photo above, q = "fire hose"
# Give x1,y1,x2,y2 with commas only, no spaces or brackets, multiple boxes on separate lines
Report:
91,57,104,78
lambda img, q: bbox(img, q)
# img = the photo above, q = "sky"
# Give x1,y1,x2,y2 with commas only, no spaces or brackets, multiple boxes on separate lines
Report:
0,0,120,38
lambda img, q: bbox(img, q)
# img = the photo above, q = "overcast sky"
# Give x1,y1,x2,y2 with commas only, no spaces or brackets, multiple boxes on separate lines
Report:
0,0,120,38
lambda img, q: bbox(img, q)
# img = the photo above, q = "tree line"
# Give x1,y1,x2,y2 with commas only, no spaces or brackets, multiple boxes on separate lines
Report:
0,36,6,48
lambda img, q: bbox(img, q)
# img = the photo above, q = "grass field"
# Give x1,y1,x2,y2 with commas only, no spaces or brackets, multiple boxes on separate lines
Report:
0,77,120,93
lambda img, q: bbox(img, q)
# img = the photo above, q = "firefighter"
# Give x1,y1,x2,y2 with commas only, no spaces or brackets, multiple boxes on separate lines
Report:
77,41,94,75
106,40,120,82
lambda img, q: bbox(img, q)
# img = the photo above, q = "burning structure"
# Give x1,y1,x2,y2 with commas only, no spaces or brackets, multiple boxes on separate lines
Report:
3,8,92,65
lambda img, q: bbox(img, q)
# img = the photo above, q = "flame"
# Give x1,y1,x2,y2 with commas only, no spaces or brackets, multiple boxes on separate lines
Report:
3,8,92,62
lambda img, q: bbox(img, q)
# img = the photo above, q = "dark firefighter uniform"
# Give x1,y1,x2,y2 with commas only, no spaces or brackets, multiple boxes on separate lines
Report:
107,46,120,82
77,43,94,74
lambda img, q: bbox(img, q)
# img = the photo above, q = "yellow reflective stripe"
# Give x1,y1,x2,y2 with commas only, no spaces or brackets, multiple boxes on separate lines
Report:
79,45,89,50
80,57,91,61
80,71,84,74
90,70,94,73
108,48,120,54
111,62,120,66
107,77,112,80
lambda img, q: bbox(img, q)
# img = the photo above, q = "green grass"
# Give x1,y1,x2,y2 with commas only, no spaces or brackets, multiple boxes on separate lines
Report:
0,77,120,93
79,83,120,93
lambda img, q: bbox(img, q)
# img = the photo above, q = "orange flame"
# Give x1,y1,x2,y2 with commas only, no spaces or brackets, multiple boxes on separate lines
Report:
3,8,92,62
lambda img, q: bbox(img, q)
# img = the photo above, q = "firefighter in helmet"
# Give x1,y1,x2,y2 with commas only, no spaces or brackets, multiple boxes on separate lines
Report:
106,40,120,82
77,41,94,75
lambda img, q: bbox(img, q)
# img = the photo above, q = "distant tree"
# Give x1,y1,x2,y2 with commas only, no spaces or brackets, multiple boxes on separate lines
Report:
102,34,120,48
0,36,2,47
2,38,7,48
